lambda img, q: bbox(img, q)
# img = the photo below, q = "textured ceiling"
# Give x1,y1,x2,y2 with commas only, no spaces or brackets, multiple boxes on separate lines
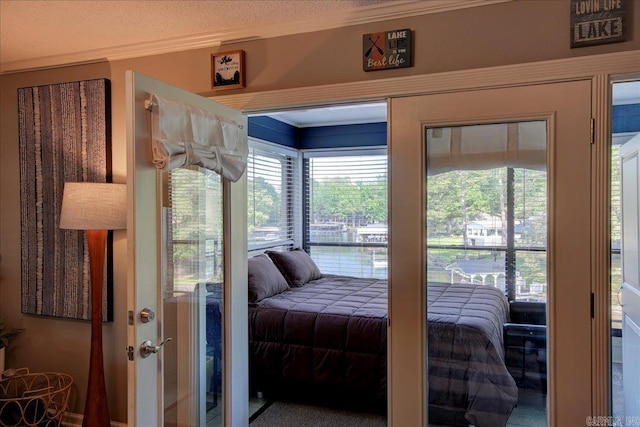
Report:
0,0,401,69
2,1,635,126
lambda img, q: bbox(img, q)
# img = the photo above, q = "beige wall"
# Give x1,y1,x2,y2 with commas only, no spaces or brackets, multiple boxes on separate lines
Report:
1,0,638,421
0,62,121,418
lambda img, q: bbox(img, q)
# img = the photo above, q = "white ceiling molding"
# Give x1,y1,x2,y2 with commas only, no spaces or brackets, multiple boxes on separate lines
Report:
0,0,510,74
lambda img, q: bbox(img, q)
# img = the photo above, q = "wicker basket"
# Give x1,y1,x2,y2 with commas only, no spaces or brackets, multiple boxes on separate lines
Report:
0,369,73,427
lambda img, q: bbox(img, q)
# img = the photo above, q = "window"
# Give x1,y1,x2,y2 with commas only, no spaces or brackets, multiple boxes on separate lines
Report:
426,122,548,302
611,143,622,331
303,150,388,278
247,140,301,253
163,166,226,424
165,167,223,293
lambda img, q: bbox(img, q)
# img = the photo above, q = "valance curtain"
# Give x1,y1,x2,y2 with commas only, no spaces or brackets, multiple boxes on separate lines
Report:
426,121,546,175
150,94,247,182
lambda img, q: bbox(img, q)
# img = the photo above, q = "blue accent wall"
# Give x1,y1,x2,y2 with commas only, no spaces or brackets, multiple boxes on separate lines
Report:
249,116,387,149
298,122,386,149
613,104,640,134
248,116,298,148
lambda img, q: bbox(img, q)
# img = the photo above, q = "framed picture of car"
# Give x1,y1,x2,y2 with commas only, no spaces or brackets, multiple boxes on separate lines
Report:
211,50,245,90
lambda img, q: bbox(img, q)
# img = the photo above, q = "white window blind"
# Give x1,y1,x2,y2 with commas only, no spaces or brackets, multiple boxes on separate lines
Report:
247,142,300,252
426,121,546,175
165,167,224,294
149,94,247,181
426,167,547,301
611,144,622,330
304,151,388,278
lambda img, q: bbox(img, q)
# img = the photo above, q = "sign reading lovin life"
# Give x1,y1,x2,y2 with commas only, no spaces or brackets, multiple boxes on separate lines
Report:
570,0,627,48
363,29,413,72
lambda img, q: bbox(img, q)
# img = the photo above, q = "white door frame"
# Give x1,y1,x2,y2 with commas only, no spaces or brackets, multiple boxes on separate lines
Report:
209,50,638,425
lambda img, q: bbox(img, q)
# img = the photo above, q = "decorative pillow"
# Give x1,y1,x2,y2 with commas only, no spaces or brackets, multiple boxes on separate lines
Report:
266,248,322,287
248,254,290,303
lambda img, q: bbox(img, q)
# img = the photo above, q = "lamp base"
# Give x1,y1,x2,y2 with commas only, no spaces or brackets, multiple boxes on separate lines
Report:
82,229,111,427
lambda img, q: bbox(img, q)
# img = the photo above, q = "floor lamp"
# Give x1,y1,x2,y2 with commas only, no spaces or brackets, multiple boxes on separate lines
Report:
60,182,127,427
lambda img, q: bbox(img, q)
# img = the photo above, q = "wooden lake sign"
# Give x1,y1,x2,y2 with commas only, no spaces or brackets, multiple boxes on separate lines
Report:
363,29,412,71
570,0,627,48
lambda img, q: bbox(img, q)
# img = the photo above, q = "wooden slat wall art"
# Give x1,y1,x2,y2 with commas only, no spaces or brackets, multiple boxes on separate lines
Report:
18,78,113,321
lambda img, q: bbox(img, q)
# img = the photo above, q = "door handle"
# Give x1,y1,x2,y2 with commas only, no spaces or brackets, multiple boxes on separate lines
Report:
140,337,173,358
617,286,623,307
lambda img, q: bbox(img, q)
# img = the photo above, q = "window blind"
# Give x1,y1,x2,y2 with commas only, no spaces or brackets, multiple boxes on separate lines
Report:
426,166,547,301
611,144,622,330
247,142,300,252
304,151,388,278
165,167,224,295
149,94,247,181
426,122,546,175
426,121,548,302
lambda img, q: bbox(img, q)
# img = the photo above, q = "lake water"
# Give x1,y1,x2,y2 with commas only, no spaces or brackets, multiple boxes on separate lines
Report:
310,245,388,279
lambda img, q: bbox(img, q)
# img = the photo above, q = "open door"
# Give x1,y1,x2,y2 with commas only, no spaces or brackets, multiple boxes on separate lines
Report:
621,133,640,418
125,71,248,426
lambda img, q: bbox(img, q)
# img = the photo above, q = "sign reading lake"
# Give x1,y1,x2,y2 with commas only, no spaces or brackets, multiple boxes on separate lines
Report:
570,0,627,48
363,29,413,72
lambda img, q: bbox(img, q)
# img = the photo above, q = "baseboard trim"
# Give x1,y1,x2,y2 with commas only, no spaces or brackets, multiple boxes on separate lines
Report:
63,412,127,427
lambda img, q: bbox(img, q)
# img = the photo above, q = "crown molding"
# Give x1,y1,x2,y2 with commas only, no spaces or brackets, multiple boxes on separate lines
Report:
0,0,510,74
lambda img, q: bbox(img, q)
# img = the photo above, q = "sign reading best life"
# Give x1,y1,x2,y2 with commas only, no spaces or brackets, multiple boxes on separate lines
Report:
570,0,627,48
363,29,413,72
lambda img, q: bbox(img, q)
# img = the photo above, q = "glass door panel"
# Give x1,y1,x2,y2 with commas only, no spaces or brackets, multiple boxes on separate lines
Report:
611,79,640,423
389,80,592,426
426,121,548,426
162,167,224,427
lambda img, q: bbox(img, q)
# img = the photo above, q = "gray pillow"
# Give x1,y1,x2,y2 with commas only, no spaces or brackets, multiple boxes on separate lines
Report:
248,254,290,302
266,248,322,287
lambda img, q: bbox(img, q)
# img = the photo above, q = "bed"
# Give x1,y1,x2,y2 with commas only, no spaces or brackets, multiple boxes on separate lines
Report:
247,249,518,426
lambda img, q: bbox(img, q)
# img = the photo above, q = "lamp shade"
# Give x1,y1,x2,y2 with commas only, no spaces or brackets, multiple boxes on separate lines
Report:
60,182,127,230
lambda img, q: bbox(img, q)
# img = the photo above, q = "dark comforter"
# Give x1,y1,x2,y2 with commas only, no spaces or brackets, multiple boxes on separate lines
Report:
427,282,518,426
248,276,518,426
249,275,387,407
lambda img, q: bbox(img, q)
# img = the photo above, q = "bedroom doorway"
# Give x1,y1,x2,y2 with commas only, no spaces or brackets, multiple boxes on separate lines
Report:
245,103,389,425
389,80,593,426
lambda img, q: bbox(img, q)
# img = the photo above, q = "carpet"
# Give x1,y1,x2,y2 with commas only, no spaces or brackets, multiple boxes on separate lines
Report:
250,399,552,427
249,401,387,427
612,362,624,419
